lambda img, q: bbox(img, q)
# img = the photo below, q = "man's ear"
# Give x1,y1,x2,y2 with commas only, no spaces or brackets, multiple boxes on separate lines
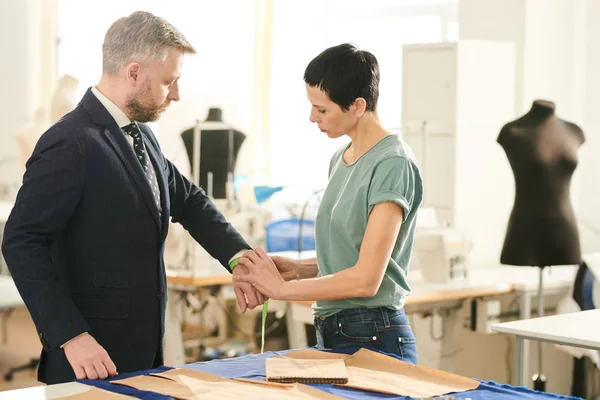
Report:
125,62,142,86
352,97,367,118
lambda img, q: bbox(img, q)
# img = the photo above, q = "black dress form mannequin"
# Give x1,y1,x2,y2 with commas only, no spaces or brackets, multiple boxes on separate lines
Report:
498,99,584,267
497,99,585,391
180,107,246,199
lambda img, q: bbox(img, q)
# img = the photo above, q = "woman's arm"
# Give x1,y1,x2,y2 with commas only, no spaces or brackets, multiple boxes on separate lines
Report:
235,201,404,300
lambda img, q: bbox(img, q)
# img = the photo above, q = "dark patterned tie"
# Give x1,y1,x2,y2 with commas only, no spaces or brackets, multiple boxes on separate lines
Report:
122,122,162,220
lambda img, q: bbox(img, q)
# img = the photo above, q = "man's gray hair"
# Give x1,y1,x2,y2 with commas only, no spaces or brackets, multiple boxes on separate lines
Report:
102,11,196,75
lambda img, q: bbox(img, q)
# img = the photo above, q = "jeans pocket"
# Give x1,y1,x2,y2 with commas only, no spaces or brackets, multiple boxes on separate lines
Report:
376,325,418,364
337,321,378,344
397,335,417,362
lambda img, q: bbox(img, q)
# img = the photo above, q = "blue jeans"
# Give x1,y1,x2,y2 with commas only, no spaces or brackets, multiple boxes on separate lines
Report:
314,307,418,364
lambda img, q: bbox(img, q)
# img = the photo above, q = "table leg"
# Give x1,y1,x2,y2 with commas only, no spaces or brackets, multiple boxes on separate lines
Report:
215,287,229,345
518,291,532,387
514,336,524,387
286,303,309,349
164,287,185,366
439,308,463,373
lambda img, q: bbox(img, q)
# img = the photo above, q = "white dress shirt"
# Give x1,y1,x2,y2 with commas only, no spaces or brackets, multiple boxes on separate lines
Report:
91,86,135,148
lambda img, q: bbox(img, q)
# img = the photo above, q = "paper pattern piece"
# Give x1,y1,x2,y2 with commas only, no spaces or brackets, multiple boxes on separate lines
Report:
284,348,479,398
266,357,349,384
108,348,478,399
343,348,479,397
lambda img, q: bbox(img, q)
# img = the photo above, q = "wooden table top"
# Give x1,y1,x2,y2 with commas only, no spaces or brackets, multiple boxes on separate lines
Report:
167,274,514,307
287,283,514,308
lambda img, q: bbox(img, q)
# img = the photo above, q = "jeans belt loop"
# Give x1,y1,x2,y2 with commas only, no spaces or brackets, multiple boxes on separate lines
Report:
381,307,391,328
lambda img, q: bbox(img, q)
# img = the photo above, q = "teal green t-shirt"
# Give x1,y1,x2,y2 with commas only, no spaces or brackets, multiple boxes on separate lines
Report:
312,134,423,318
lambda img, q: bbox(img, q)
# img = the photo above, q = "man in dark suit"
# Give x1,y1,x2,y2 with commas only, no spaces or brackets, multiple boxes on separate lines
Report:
1,11,265,384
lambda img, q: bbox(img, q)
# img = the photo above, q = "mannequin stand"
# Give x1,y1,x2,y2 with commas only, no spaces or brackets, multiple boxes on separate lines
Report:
532,266,547,392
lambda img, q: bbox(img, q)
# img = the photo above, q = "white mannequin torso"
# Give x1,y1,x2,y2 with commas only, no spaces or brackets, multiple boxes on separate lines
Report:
15,75,79,171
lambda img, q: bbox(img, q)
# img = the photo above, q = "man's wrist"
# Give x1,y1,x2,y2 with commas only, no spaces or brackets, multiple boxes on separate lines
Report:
60,332,89,348
229,248,253,272
229,257,241,271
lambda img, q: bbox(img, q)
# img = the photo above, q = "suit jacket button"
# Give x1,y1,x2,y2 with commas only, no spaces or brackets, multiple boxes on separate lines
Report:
157,291,163,300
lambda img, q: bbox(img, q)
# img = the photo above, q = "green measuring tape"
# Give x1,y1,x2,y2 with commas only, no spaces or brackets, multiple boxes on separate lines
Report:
229,258,268,354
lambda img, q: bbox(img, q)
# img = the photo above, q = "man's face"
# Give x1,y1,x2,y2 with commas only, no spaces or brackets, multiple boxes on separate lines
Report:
125,48,184,122
305,83,356,139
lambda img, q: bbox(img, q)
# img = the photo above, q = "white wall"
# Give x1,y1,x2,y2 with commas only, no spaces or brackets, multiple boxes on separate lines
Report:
458,0,525,112
0,0,45,194
521,0,586,122
578,0,600,249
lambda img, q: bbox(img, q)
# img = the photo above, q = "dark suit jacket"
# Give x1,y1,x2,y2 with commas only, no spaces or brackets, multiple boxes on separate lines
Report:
1,88,249,384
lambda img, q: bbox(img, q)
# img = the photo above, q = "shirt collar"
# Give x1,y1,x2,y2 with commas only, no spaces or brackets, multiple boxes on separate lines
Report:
91,86,131,128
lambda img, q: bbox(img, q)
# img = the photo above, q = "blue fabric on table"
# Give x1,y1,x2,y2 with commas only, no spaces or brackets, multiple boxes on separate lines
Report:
79,348,582,400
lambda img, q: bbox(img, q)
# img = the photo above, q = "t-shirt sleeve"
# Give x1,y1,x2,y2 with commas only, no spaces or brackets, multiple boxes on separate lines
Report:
368,157,419,221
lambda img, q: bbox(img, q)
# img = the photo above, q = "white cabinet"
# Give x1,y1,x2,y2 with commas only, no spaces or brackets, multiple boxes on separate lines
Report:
402,40,516,265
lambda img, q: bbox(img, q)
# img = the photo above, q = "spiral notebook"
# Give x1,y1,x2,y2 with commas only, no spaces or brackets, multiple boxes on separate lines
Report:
265,357,349,384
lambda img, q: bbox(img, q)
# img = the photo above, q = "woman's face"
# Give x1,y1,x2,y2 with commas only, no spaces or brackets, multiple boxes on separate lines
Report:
305,83,357,139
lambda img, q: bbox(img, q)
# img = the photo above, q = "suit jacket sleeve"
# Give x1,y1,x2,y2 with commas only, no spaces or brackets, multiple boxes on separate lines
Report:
163,156,250,271
1,127,90,351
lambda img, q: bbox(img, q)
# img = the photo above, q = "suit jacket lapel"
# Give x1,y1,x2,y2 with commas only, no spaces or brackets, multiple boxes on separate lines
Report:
80,89,162,230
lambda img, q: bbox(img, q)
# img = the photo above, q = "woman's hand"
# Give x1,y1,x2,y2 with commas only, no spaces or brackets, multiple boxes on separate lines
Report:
270,256,299,281
234,248,287,299
231,263,268,313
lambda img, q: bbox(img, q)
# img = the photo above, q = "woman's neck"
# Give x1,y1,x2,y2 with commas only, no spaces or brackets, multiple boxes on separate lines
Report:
345,113,389,162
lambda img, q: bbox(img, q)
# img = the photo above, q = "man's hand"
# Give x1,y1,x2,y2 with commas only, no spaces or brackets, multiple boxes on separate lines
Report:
232,263,267,313
63,333,117,380
234,248,288,299
270,256,299,281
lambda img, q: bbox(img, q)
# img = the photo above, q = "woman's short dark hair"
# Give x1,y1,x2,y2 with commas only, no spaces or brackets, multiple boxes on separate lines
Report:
304,43,379,112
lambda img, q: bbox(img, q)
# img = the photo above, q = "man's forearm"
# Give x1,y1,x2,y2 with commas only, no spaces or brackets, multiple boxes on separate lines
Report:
166,159,250,268
297,257,319,279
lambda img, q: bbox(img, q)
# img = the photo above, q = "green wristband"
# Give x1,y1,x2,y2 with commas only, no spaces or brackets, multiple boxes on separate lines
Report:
229,255,268,354
229,257,241,271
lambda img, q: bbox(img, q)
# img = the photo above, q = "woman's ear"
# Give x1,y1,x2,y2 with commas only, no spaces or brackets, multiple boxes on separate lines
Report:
352,97,367,118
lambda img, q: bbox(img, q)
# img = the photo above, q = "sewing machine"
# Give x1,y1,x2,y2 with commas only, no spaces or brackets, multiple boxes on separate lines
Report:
411,208,472,283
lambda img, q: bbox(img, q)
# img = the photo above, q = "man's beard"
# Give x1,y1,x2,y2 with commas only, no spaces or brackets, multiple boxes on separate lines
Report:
125,81,166,123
